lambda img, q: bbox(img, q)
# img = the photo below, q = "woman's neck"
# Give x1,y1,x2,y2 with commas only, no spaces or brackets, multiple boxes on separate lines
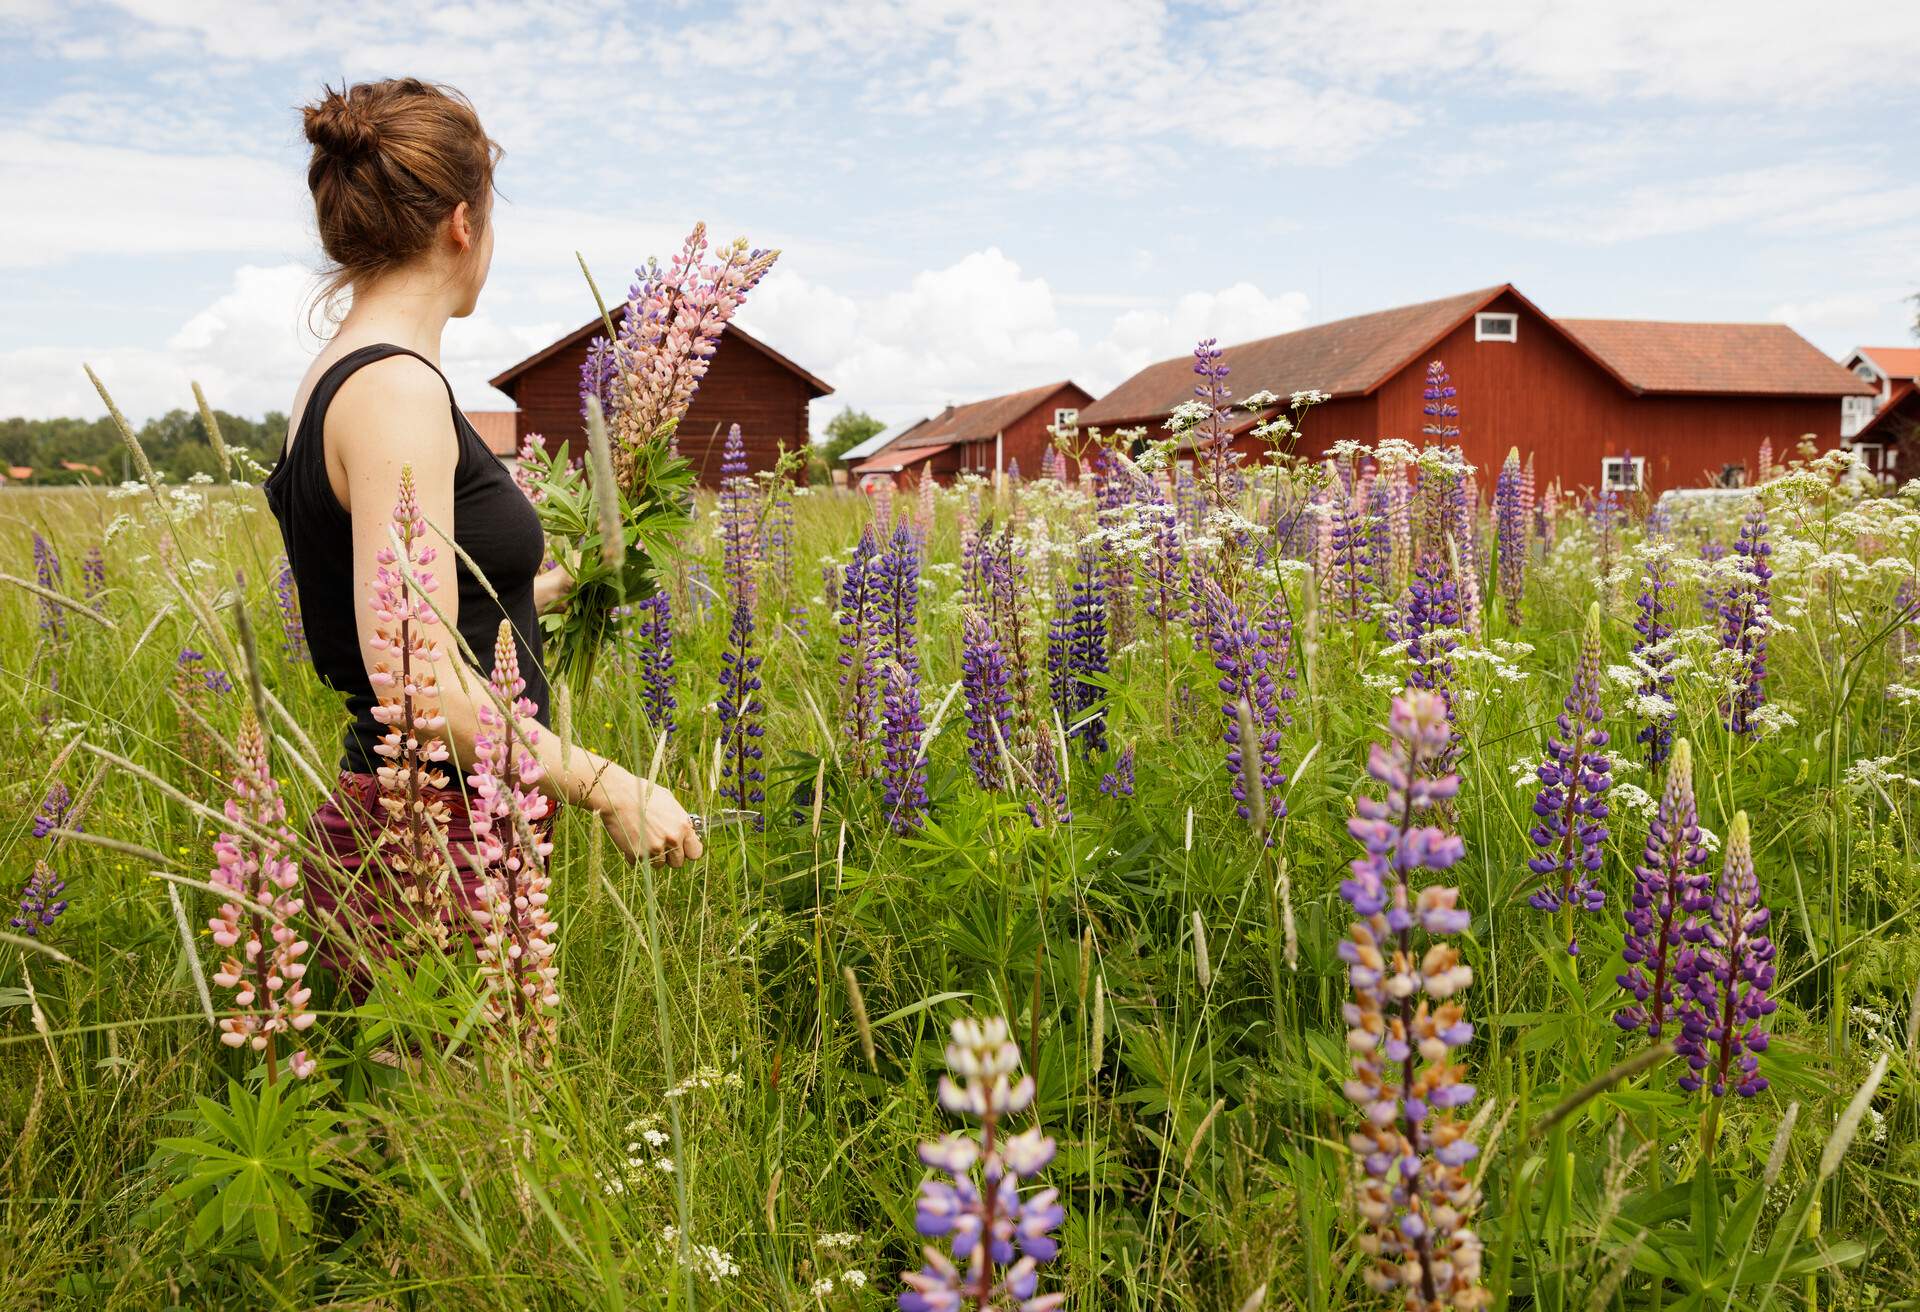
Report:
335,266,463,363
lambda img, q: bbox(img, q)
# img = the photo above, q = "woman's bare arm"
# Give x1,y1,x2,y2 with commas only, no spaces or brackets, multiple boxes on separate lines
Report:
326,358,702,864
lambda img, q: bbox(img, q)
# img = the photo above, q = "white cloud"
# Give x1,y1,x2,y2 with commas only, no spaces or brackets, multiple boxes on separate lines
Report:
739,249,1311,425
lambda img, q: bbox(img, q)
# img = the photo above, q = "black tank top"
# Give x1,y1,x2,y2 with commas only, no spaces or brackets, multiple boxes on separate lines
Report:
264,343,549,774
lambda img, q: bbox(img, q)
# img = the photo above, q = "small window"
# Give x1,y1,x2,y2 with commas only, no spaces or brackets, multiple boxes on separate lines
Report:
1475,312,1518,343
1842,394,1875,437
1602,456,1645,491
1054,407,1080,430
1854,442,1883,471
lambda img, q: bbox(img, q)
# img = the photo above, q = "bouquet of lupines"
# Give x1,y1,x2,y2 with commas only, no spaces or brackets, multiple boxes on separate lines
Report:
524,224,778,695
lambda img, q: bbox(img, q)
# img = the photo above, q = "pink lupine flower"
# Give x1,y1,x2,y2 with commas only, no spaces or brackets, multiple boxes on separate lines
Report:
367,465,454,944
467,621,559,1060
207,714,315,1082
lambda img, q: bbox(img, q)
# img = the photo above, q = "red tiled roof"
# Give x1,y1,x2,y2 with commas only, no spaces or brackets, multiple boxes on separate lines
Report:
1859,346,1920,381
489,317,832,398
464,410,520,456
891,380,1081,450
1079,286,1514,426
852,442,954,475
1557,320,1873,397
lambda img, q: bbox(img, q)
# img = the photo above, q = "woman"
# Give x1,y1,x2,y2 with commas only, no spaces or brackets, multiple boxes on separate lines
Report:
267,78,701,979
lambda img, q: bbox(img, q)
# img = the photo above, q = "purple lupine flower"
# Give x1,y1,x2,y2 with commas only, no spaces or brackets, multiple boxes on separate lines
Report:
1188,337,1236,502
716,597,765,820
634,591,677,736
1064,546,1109,753
32,532,65,641
1697,532,1728,623
1527,603,1611,955
1005,456,1022,485
1338,689,1486,1309
33,781,73,839
1045,579,1073,735
1420,361,1459,441
1198,579,1287,838
899,1017,1065,1312
1674,812,1777,1097
838,529,883,774
1719,500,1772,735
1324,465,1374,623
11,860,68,938
1098,744,1135,798
717,423,760,609
1141,489,1184,628
881,661,929,833
876,520,922,675
1494,448,1527,623
81,545,105,608
579,334,620,423
274,555,307,660
960,612,1014,791
1397,552,1459,705
1616,739,1710,1040
1632,553,1677,775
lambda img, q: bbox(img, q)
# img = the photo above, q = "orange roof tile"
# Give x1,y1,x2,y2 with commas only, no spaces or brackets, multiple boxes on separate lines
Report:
1859,346,1920,381
1557,319,1872,396
464,410,520,456
890,381,1081,450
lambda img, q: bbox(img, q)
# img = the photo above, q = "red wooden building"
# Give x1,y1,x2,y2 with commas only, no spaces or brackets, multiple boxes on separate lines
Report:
1839,346,1920,483
488,317,833,487
1078,284,1874,496
851,380,1094,488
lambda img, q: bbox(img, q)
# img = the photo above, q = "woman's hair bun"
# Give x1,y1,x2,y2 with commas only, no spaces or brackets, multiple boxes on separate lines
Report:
303,85,380,161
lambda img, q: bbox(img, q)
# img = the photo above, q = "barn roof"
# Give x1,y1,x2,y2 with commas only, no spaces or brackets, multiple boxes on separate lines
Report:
839,417,928,464
1854,346,1920,382
1558,320,1874,397
852,442,954,476
1078,285,1548,426
488,314,833,399
463,410,520,456
889,380,1083,451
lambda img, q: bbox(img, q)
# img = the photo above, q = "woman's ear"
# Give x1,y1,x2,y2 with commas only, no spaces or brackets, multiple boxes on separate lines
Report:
448,200,474,253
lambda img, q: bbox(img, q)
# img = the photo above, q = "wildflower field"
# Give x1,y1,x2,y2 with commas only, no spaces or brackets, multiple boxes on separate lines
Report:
5,367,1920,1309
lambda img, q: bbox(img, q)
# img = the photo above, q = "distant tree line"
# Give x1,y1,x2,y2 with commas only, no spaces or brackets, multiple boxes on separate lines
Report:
0,409,287,484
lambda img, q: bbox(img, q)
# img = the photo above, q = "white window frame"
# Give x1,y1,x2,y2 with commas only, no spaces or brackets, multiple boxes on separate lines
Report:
1053,407,1080,431
1853,442,1883,469
1602,456,1645,491
1841,394,1875,438
1474,311,1518,343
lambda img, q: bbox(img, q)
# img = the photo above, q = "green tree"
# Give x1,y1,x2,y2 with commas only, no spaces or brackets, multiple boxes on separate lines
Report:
819,406,886,463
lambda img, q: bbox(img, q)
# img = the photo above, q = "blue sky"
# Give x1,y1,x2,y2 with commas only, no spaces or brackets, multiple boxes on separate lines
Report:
2,0,1916,430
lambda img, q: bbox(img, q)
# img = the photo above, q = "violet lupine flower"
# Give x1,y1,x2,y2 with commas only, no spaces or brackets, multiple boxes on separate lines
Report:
1045,581,1073,740
1188,337,1236,501
367,465,455,942
467,620,560,1056
960,612,1013,791
633,591,677,737
1632,554,1677,775
1616,739,1710,1040
876,520,922,674
1064,546,1109,754
81,545,105,608
717,424,760,610
1198,579,1287,838
1527,603,1612,956
11,860,68,938
579,334,620,423
1005,456,1022,484
1324,467,1373,623
839,530,884,775
1674,812,1777,1097
1099,744,1135,799
274,555,308,660
1024,725,1072,829
881,661,929,833
1719,500,1772,736
1421,361,1459,441
33,781,72,839
1696,532,1727,622
716,597,766,819
1494,448,1527,623
207,712,316,1081
1398,553,1460,705
605,226,779,486
32,532,65,640
1338,689,1486,1309
900,1017,1066,1312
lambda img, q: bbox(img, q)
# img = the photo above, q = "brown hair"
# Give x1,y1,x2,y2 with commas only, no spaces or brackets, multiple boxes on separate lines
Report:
301,79,502,307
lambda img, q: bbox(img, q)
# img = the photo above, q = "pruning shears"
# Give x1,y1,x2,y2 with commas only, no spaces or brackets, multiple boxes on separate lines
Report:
688,810,758,838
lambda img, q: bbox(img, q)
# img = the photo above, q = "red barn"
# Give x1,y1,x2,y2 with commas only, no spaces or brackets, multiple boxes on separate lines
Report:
1078,284,1874,496
851,380,1094,488
488,317,833,487
1839,346,1920,483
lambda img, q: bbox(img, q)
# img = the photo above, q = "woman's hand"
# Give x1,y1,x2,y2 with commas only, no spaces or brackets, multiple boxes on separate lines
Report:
593,764,703,867
534,561,574,614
